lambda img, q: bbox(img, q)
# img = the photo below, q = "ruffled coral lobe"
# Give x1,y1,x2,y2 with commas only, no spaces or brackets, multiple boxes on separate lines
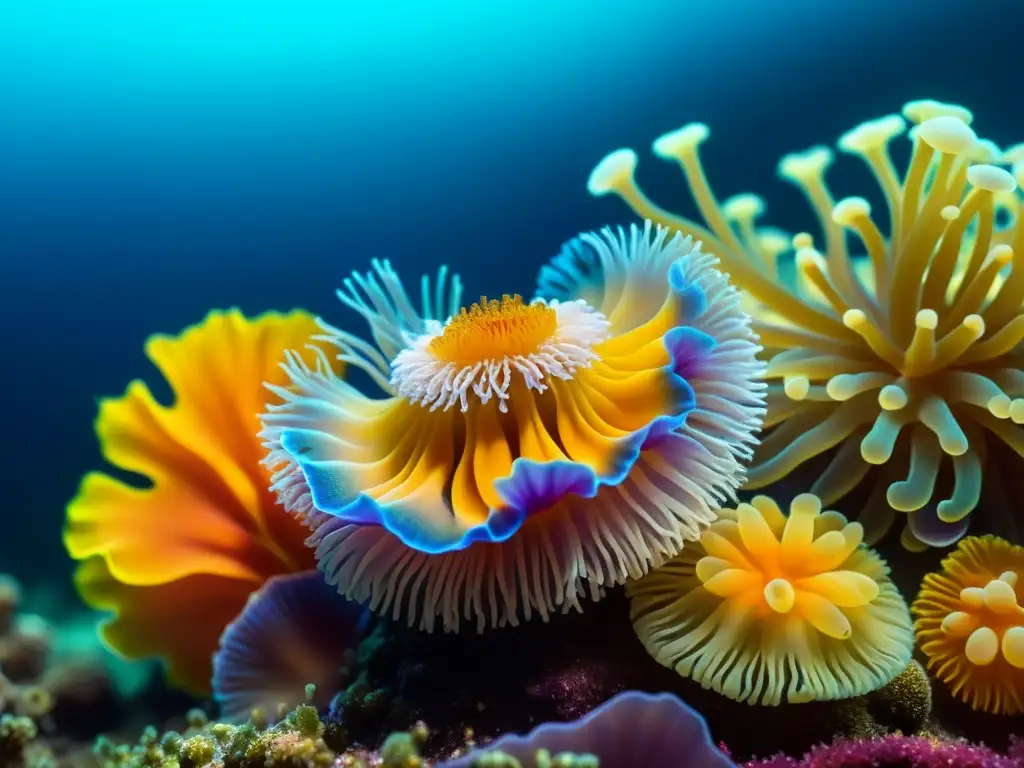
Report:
63,309,323,694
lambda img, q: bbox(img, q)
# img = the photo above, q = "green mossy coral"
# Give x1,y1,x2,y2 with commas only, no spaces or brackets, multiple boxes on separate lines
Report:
379,731,423,767
795,659,934,748
0,714,38,764
92,716,336,768
180,734,217,765
84,693,441,768
866,659,933,735
468,749,600,768
0,712,60,768
289,704,323,739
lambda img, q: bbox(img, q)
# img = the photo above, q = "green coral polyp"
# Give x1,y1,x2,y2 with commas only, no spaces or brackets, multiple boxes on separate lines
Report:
179,735,216,765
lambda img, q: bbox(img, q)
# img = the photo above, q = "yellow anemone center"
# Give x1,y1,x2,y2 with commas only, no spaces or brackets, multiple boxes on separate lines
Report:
941,570,1024,668
695,494,880,640
428,294,557,366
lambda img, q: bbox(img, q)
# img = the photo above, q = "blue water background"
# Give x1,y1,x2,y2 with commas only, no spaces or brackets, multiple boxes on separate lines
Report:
0,0,1021,600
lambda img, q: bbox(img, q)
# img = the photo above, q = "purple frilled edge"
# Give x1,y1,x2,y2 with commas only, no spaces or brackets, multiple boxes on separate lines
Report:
439,690,735,768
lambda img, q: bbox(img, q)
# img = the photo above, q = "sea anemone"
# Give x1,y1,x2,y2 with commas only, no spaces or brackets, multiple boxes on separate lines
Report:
536,220,766,524
212,571,372,722
261,225,765,632
627,493,914,705
441,690,735,768
63,309,324,694
912,534,1024,714
589,99,1024,549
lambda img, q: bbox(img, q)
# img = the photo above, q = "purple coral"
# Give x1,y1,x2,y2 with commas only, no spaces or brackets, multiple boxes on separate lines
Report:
745,734,1022,768
442,690,735,768
211,570,371,722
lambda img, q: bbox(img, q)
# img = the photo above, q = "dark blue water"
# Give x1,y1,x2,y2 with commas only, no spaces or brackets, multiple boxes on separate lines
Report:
1,0,1020,596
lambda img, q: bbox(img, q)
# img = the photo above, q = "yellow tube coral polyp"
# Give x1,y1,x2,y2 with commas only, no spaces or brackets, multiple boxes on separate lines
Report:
627,493,914,706
263,225,766,633
589,98,1024,549
912,535,1024,714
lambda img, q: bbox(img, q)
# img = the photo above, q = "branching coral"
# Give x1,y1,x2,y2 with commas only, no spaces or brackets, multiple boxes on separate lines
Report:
627,493,914,705
63,309,323,694
589,99,1024,549
261,227,764,632
912,535,1024,714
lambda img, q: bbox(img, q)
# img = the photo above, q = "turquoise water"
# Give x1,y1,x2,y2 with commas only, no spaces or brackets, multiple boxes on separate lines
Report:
0,0,1014,591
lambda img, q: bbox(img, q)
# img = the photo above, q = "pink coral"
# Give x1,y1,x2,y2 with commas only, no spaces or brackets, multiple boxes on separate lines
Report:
744,734,1021,768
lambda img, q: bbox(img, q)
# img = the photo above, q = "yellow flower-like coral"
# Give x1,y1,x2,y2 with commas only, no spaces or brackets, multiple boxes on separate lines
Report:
63,309,322,694
912,535,1024,714
589,99,1024,549
627,493,914,706
262,226,765,633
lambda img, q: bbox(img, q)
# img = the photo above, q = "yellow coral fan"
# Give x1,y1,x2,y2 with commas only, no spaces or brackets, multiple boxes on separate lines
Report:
627,493,914,706
263,229,765,632
912,535,1024,714
589,99,1024,549
63,309,323,694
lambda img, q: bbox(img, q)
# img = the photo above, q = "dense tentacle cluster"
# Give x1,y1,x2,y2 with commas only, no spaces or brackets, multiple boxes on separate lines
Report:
537,222,766,509
261,224,765,632
628,493,914,706
589,99,1024,548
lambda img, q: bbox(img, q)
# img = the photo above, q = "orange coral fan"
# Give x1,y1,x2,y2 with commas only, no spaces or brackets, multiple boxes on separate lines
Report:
913,535,1024,714
589,99,1024,550
63,309,324,694
628,493,913,706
